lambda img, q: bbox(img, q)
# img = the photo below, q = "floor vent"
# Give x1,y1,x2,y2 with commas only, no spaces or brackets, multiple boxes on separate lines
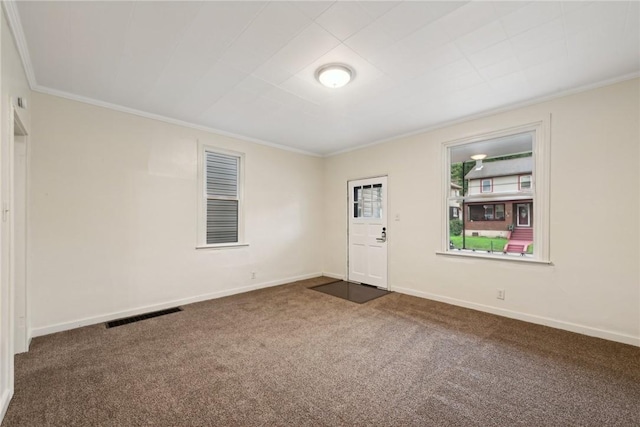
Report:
106,307,182,329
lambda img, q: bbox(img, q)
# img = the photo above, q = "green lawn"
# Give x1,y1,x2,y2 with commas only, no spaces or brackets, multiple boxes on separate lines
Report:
450,235,533,254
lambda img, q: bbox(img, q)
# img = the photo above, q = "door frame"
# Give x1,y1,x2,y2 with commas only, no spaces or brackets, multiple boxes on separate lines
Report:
346,175,389,290
516,203,531,227
11,107,28,354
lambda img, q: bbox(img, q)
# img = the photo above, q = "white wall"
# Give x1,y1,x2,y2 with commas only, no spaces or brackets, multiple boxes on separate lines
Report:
323,79,640,346
0,5,31,420
28,92,323,335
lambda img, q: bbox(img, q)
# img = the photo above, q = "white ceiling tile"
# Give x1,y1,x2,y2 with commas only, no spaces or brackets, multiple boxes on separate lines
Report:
478,58,522,80
252,60,294,86
488,71,528,93
467,40,516,69
625,1,640,35
455,21,508,56
439,2,499,40
500,1,562,37
399,21,452,56
510,18,564,53
343,22,396,60
269,24,340,74
376,1,468,41
492,1,532,18
316,2,375,41
110,2,203,105
67,2,132,98
566,20,638,69
141,2,263,109
518,38,567,69
563,1,629,35
263,86,311,110
17,1,74,90
235,76,275,97
279,76,331,104
356,0,400,20
214,87,262,109
289,1,334,20
420,59,484,94
219,2,311,73
523,60,570,92
171,63,248,119
561,1,593,15
371,42,464,80
218,46,268,76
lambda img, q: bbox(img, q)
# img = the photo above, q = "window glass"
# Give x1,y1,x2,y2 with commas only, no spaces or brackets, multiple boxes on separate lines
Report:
447,131,537,257
203,150,241,245
354,184,382,218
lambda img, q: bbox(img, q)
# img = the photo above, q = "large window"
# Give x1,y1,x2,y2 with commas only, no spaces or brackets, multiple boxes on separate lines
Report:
198,145,245,248
442,122,550,262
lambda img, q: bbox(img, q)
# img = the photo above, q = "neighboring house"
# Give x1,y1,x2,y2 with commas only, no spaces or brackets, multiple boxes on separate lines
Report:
449,183,462,220
463,157,533,247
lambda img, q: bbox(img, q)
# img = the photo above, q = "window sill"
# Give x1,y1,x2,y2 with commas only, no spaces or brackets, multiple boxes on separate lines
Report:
196,243,249,250
435,250,552,265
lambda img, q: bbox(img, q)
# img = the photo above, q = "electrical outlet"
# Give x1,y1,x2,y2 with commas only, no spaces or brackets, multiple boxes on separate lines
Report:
497,289,505,300
251,272,256,280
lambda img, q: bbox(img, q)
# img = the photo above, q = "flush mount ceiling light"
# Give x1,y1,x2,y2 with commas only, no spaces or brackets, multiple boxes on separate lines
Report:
316,64,353,88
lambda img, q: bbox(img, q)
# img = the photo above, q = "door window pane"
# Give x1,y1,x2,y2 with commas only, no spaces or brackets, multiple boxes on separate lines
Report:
353,184,382,218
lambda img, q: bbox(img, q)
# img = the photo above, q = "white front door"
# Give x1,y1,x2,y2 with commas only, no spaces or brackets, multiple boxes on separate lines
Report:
348,177,388,289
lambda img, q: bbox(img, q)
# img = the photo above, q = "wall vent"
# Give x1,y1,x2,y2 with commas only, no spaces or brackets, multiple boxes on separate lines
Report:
106,307,182,328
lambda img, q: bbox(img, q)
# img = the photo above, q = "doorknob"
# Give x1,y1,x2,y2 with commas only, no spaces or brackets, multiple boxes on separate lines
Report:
376,227,387,242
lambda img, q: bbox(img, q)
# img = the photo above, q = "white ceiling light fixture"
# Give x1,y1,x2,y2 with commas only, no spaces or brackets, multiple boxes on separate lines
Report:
316,64,353,89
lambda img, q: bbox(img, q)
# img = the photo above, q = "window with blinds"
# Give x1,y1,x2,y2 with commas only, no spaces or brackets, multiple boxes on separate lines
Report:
205,151,240,244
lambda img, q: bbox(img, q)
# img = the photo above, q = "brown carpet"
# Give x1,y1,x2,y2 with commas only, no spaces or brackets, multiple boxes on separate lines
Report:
3,276,639,426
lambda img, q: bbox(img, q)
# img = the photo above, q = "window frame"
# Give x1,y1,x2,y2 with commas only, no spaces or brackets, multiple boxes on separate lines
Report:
196,142,247,249
440,120,551,263
519,174,532,191
481,178,493,193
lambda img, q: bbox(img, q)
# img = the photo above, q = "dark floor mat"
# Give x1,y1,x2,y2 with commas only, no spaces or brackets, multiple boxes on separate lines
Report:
310,280,391,303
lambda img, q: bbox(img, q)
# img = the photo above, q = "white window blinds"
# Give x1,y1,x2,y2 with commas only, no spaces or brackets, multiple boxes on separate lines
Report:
205,151,239,244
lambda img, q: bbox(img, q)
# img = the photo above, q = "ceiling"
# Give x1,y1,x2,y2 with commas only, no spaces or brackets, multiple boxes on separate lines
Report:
11,1,640,156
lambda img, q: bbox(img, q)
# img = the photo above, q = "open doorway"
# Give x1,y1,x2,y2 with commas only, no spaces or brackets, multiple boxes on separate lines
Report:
12,109,28,354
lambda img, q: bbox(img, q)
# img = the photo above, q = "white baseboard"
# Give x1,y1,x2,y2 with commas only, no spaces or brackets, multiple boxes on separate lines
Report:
394,286,640,347
0,387,13,425
31,272,322,338
322,272,345,280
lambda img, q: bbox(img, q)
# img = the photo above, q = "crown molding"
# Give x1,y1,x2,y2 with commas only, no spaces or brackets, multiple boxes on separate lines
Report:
33,85,321,157
325,71,640,157
2,0,37,89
